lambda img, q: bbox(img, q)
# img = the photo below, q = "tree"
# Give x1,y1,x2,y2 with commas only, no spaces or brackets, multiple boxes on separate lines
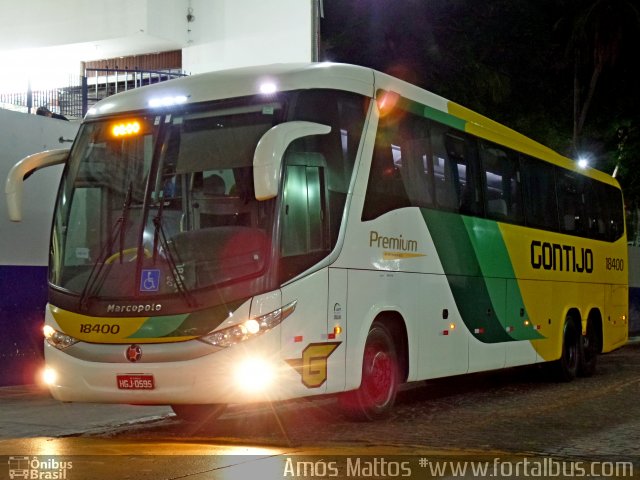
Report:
557,0,640,154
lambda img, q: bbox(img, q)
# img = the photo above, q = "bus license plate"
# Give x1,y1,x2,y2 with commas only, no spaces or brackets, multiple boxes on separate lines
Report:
117,374,155,390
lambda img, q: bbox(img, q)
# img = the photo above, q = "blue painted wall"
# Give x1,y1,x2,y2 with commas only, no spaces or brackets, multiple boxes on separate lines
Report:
0,266,48,386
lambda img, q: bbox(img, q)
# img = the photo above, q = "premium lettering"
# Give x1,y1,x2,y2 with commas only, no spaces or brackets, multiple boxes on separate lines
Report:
530,240,593,273
369,231,418,252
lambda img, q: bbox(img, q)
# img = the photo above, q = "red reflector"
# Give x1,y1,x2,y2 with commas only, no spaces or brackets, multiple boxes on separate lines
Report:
328,333,336,339
442,330,449,336
294,336,303,343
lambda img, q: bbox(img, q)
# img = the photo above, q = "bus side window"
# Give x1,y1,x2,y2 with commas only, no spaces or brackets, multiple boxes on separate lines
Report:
583,180,606,239
521,156,559,231
430,122,481,215
602,183,625,242
362,118,409,220
362,107,433,220
557,170,585,236
479,140,523,223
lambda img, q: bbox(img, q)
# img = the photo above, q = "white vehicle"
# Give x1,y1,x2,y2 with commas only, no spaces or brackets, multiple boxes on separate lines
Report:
6,63,628,422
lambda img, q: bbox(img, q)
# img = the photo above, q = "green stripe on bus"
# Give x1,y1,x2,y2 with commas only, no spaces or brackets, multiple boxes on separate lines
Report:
396,97,467,131
127,314,189,339
162,298,248,338
423,105,466,131
463,217,544,341
421,209,512,343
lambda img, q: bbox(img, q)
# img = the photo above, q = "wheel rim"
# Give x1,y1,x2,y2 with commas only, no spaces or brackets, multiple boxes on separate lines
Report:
364,346,394,407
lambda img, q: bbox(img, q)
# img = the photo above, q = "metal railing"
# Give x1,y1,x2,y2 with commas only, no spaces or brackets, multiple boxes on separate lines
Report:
83,68,187,113
0,68,188,119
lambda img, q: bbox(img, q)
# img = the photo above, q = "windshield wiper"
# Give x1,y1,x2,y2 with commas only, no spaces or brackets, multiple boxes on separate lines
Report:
79,183,133,311
152,199,197,307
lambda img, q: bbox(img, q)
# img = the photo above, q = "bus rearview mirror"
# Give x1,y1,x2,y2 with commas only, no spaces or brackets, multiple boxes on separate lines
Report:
5,149,69,222
253,121,331,200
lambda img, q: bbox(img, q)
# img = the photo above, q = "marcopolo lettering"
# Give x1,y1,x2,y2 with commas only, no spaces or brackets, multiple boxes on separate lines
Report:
369,230,418,252
530,240,593,273
107,303,163,313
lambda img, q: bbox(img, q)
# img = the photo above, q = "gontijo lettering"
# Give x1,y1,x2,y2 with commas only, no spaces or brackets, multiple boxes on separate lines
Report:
530,240,593,273
369,230,418,251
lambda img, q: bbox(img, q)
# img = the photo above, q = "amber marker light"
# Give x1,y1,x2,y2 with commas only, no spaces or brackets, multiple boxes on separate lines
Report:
112,121,141,137
376,91,400,116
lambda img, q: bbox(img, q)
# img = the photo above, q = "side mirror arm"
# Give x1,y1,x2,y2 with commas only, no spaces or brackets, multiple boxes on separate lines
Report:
6,149,69,221
253,121,331,200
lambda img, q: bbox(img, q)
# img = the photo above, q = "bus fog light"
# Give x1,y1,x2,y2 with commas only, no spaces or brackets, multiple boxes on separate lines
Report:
235,358,274,392
42,367,57,386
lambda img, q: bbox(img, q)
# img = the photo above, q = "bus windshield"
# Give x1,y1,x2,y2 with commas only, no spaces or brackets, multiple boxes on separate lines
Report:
50,96,285,314
50,89,369,316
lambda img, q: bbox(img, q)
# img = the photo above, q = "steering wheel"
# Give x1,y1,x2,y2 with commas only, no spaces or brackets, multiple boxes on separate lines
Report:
104,247,152,264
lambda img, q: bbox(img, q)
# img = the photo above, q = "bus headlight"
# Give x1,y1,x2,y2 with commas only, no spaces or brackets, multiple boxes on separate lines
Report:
43,325,79,350
199,300,297,348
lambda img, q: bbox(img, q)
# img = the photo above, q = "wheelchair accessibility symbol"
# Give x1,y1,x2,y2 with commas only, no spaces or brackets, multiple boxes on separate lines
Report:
140,269,161,292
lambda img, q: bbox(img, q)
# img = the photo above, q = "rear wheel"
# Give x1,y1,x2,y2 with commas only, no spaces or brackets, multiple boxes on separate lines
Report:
552,317,580,382
578,319,600,377
171,404,226,424
340,322,399,421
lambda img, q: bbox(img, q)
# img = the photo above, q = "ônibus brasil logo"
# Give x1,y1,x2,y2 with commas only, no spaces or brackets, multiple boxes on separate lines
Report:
7,456,72,479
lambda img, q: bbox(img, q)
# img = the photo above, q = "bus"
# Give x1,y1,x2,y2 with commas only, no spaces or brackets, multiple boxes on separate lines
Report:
6,63,628,422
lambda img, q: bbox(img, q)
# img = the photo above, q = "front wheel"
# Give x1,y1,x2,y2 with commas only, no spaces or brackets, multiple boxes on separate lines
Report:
340,322,399,421
171,404,226,424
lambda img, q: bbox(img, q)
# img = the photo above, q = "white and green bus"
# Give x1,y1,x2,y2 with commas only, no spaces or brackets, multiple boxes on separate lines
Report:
6,63,628,422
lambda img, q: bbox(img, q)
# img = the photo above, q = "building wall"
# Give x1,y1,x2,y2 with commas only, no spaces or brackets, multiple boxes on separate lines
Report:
182,0,313,74
0,109,79,385
0,0,184,51
0,0,313,86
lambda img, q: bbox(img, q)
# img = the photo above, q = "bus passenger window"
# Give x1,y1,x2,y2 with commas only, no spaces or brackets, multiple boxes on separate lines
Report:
362,105,433,220
362,142,411,220
521,156,559,231
430,121,480,215
479,140,523,224
557,170,585,235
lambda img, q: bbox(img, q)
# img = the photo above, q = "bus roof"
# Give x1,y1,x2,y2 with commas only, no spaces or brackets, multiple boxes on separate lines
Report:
86,62,619,188
86,62,375,118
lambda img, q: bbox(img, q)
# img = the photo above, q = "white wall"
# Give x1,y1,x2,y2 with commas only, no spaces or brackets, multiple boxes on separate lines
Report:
183,0,313,74
0,0,186,50
0,0,313,87
0,110,79,266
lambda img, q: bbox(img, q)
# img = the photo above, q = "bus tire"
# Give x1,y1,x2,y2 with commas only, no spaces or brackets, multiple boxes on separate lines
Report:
552,317,580,382
171,404,226,424
577,319,599,377
340,322,399,421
